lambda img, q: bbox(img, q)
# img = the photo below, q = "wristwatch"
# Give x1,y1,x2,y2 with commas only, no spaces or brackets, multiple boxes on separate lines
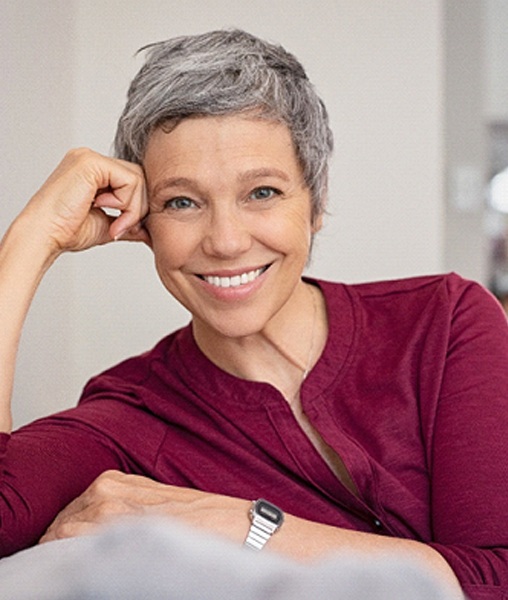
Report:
243,498,284,551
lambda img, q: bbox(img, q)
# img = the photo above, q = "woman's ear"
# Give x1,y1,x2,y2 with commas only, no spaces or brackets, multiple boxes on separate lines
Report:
117,218,153,247
138,217,153,248
311,211,324,234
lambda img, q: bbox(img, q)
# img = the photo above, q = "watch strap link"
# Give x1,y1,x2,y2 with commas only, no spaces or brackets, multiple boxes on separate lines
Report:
244,516,277,551
243,499,284,551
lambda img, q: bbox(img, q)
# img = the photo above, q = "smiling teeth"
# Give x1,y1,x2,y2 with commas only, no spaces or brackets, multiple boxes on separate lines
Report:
204,268,264,288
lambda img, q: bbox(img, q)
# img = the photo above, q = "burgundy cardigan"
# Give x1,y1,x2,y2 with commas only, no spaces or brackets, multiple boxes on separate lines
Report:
1,274,507,598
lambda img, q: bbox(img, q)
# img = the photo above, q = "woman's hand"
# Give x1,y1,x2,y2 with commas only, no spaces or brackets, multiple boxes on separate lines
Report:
39,470,250,545
20,148,150,256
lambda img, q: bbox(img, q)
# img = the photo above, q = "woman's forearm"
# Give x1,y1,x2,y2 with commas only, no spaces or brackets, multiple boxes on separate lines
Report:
0,213,59,432
270,513,464,598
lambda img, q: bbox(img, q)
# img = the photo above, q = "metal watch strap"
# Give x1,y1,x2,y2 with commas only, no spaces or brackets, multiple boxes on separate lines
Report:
243,499,284,551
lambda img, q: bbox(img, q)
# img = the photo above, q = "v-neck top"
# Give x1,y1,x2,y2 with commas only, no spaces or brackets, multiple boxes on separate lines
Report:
1,274,508,598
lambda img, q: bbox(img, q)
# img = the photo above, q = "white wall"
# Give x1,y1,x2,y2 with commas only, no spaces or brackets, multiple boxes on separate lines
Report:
2,0,445,427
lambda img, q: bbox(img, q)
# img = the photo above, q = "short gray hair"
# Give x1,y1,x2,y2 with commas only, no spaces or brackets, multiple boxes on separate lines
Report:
114,29,334,217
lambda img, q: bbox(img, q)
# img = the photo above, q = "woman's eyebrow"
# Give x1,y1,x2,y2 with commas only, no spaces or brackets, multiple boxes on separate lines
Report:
150,177,195,197
237,168,290,183
150,168,291,197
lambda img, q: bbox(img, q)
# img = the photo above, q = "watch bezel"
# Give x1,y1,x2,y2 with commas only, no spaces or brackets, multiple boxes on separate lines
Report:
250,498,284,529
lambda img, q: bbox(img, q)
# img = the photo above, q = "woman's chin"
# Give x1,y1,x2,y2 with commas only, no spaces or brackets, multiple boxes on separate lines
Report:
192,311,270,343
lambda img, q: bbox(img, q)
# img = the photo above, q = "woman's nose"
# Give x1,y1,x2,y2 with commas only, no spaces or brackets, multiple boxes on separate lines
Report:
202,208,252,258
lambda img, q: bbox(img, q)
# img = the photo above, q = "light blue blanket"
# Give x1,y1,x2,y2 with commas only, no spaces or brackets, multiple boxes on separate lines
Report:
0,517,459,599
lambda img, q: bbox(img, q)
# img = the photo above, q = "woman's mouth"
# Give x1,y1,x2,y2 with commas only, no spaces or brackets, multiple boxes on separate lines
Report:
198,265,269,289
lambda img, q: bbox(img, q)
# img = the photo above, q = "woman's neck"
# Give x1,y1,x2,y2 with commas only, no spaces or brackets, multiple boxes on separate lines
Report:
192,281,328,402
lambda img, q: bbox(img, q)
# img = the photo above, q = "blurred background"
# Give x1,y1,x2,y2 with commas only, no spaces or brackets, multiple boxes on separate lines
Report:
1,0,507,427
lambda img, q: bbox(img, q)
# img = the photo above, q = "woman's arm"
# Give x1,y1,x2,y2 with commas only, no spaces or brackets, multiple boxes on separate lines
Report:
38,470,465,599
0,149,149,432
426,277,508,599
0,218,55,431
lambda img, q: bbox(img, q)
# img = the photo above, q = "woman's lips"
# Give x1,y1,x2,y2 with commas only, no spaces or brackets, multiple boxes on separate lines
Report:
197,265,270,289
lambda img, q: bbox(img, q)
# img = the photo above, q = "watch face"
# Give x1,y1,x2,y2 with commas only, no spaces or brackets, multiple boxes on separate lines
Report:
255,499,284,525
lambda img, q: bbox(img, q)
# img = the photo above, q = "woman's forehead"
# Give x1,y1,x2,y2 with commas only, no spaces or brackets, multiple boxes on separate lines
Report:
143,115,304,190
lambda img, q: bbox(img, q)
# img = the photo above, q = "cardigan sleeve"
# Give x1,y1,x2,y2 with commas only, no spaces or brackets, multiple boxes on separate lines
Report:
0,381,169,559
428,276,508,599
0,414,128,558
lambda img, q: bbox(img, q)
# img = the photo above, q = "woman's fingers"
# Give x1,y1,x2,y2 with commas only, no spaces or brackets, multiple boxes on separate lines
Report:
25,149,149,254
91,159,149,243
38,471,163,543
38,471,250,546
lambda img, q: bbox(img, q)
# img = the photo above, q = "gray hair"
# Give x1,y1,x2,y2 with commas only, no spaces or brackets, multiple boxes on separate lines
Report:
114,29,334,217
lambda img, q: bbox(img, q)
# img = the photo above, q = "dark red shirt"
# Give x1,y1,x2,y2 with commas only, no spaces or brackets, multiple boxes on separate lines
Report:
1,274,507,598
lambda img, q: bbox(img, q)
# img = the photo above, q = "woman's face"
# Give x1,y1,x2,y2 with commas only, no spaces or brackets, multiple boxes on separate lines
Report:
143,114,321,340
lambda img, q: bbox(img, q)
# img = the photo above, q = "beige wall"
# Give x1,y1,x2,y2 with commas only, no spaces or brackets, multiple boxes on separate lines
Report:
1,1,79,426
2,1,446,427
485,0,508,121
443,1,488,280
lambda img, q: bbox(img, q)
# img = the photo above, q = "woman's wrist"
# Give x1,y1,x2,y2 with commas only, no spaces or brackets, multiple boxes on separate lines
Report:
4,207,64,270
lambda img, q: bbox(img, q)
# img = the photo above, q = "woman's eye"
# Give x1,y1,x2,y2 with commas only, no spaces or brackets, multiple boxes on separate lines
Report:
249,187,281,201
164,197,196,210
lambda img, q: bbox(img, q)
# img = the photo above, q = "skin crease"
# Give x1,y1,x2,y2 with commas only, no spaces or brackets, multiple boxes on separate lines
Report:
0,115,462,597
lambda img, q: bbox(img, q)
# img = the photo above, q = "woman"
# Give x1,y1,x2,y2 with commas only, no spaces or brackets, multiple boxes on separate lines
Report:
0,30,506,599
